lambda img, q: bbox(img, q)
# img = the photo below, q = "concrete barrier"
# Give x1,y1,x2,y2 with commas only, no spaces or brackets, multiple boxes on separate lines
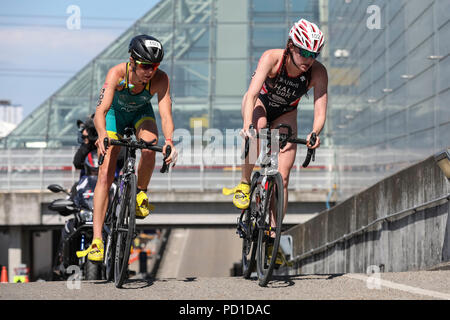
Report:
0,190,328,227
282,155,450,275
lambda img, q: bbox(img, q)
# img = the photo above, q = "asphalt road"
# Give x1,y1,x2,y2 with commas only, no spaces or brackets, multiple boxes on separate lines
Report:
157,228,242,278
2,229,449,301
1,270,450,300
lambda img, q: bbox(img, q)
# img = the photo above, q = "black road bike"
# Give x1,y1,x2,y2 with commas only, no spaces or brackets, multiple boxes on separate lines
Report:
237,123,316,287
99,127,171,288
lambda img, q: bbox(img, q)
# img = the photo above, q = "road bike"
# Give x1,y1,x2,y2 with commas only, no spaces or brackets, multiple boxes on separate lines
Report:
99,127,171,288
237,123,316,287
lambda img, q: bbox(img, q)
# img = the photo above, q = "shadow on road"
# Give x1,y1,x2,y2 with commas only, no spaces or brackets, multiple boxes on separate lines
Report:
94,276,199,289
263,273,345,288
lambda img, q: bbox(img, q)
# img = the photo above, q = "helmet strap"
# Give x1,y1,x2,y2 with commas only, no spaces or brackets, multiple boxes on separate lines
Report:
287,42,300,70
129,61,146,87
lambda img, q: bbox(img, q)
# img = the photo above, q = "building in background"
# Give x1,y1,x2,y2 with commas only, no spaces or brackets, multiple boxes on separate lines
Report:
1,0,449,200
0,100,23,138
326,0,449,198
3,0,320,149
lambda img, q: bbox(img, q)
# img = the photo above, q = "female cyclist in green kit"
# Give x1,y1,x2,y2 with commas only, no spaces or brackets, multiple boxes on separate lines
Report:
79,35,177,262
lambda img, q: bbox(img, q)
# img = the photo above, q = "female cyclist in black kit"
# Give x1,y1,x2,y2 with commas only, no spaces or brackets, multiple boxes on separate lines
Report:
224,18,328,220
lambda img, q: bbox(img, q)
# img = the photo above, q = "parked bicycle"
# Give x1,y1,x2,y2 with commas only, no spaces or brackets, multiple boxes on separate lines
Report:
235,123,316,287
100,127,171,288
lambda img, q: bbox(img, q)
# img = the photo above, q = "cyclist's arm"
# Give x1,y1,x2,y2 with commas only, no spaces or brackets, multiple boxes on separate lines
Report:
309,62,328,148
153,71,175,160
242,50,278,130
94,65,121,155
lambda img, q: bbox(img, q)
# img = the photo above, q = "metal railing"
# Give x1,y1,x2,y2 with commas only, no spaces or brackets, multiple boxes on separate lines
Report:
0,147,336,192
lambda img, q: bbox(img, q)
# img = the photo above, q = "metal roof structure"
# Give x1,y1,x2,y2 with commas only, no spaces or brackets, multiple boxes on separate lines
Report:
3,0,319,148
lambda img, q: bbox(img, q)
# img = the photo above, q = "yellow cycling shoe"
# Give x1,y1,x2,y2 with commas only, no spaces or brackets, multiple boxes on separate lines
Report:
267,244,293,267
267,244,284,265
222,182,250,210
76,238,104,262
136,191,155,219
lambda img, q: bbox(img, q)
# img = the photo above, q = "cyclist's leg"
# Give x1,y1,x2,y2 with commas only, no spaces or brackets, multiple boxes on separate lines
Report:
228,94,267,209
269,108,298,229
90,110,123,258
240,93,267,184
93,138,121,241
135,117,158,189
134,114,158,217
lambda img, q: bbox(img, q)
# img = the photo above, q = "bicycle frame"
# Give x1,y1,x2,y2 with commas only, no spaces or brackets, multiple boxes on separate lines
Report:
101,128,171,287
238,123,316,285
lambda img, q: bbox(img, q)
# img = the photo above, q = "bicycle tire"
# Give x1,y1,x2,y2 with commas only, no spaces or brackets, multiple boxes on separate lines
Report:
104,192,119,282
256,172,284,287
114,174,137,288
85,259,101,280
242,172,260,279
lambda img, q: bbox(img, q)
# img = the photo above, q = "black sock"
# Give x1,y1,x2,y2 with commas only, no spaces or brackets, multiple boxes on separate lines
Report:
137,188,147,193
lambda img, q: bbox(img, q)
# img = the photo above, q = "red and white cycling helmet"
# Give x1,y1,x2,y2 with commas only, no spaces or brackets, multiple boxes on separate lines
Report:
289,18,325,53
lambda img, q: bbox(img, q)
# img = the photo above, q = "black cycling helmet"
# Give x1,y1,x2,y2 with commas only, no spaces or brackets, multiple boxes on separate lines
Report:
129,35,164,63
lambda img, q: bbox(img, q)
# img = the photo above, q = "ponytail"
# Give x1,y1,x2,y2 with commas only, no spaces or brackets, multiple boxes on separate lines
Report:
274,40,290,85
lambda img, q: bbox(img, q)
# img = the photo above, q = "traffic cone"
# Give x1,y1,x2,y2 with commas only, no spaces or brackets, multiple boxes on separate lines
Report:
1,266,8,283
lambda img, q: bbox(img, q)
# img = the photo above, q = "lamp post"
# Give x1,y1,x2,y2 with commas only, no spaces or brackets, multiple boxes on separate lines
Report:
434,148,450,180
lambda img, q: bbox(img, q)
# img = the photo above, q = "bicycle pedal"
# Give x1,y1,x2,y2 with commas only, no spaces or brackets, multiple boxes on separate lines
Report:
236,227,245,239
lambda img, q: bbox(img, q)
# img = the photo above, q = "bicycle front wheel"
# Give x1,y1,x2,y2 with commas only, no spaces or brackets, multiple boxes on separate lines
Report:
242,172,260,279
114,174,137,288
256,172,284,287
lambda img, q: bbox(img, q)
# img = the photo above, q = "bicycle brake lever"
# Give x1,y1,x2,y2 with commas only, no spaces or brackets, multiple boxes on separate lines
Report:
98,137,109,165
160,145,171,173
241,124,255,160
241,136,249,160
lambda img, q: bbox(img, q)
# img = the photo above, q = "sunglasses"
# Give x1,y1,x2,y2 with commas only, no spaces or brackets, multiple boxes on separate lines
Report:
135,60,160,71
298,48,320,59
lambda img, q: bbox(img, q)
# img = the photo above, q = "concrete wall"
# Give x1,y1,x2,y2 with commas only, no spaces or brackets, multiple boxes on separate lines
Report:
0,190,328,227
283,156,450,275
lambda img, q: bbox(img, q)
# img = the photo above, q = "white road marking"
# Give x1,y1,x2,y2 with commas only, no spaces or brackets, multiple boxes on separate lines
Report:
175,228,190,278
345,274,450,300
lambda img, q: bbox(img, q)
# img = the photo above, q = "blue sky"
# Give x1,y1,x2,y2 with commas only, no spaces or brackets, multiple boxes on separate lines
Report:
0,0,159,117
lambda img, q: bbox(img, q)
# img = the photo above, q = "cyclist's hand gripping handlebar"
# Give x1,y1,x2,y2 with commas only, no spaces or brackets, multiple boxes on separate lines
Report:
98,137,109,165
160,145,171,173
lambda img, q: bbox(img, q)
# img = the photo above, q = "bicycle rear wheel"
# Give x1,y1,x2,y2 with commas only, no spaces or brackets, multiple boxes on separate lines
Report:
114,174,137,288
256,172,284,287
241,172,260,279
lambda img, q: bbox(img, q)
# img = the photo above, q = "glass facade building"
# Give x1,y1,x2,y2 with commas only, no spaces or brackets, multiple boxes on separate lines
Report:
2,0,449,200
327,0,450,198
3,0,319,148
